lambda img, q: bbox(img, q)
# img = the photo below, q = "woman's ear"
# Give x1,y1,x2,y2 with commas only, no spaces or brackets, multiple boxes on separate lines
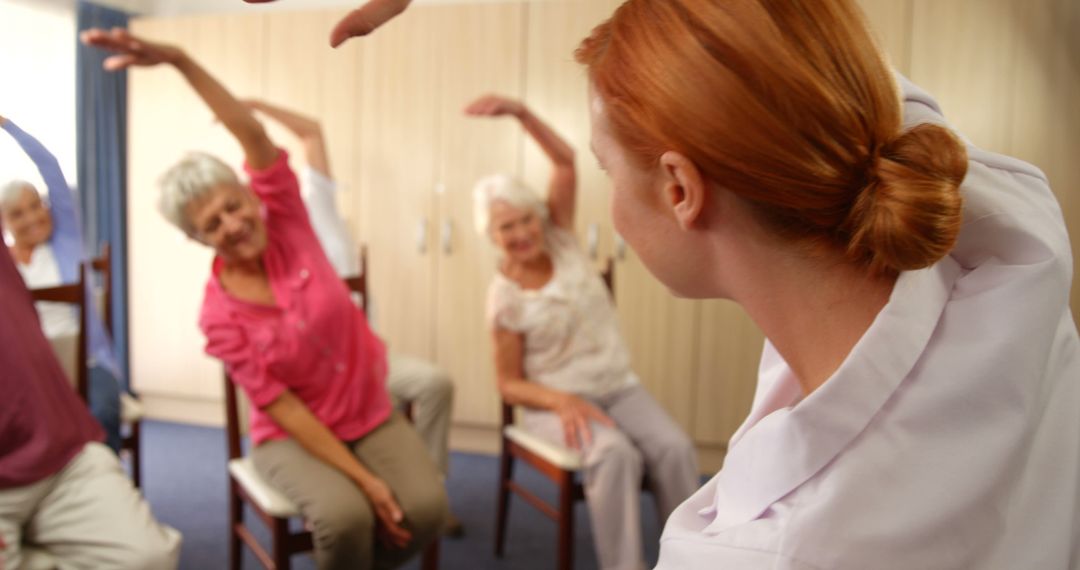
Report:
659,151,707,230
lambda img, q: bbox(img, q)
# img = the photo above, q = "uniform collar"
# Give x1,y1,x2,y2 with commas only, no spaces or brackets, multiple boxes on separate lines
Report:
702,257,963,532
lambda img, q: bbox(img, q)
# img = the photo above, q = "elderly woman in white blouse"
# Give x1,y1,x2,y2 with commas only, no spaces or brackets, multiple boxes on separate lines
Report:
468,94,699,570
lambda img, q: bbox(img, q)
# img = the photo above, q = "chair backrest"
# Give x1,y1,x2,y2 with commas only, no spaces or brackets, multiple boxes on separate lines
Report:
224,246,370,460
500,257,615,429
30,264,89,402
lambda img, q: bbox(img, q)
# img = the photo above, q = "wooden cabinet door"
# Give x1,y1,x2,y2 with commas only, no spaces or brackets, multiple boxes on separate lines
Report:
857,0,914,74
522,0,623,260
128,15,265,417
692,300,763,468
432,2,527,426
356,7,442,360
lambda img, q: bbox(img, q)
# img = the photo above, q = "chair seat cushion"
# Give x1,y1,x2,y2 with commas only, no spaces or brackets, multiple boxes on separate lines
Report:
504,425,583,470
228,457,301,518
120,392,144,424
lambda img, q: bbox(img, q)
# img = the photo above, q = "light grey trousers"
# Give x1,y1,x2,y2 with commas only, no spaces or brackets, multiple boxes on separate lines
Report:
386,353,453,476
0,443,181,570
252,413,449,570
523,384,699,570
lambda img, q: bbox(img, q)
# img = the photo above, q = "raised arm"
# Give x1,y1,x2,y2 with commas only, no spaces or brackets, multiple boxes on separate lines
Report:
330,0,413,47
81,28,278,170
245,100,359,277
1,117,79,240
245,100,330,178
465,95,576,230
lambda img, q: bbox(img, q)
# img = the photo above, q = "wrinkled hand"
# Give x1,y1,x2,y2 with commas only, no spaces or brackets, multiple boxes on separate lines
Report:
554,393,614,450
80,28,182,71
331,0,413,48
464,94,525,119
360,475,412,549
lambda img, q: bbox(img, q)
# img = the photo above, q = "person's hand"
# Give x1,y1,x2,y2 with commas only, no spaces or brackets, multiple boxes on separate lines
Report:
80,28,183,71
331,0,412,48
359,475,412,549
0,114,6,126
464,94,525,119
553,393,614,450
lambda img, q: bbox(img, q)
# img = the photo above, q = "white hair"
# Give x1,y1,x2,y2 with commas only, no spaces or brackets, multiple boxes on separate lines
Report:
472,173,548,237
157,152,240,235
0,180,37,210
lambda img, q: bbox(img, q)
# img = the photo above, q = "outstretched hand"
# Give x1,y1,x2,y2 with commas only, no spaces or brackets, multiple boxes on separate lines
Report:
464,94,525,119
80,28,182,71
330,0,413,48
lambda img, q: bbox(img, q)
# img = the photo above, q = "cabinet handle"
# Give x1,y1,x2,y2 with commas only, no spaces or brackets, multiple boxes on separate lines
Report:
587,223,599,260
615,233,627,261
441,220,453,255
416,218,428,254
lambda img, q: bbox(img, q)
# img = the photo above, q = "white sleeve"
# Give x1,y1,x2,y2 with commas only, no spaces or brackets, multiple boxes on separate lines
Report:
302,167,360,278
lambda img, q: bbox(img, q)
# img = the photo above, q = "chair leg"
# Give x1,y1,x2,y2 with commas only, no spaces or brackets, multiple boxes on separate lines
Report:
421,538,440,570
494,448,514,557
129,420,142,488
557,471,575,570
229,482,243,570
272,517,291,570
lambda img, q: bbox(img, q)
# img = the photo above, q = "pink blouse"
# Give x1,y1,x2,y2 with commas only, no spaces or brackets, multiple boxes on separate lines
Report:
199,151,390,445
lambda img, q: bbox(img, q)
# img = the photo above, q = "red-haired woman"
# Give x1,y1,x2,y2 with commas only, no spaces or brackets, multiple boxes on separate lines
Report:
577,1,1080,568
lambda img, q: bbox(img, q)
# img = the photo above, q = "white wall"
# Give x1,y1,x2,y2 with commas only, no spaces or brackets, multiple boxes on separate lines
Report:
0,0,77,209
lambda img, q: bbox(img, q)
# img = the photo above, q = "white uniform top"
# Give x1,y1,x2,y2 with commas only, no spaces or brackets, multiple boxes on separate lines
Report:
17,243,79,338
656,76,1080,569
487,227,638,399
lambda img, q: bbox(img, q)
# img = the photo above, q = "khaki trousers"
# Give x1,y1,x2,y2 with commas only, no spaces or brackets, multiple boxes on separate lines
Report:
252,413,449,570
0,443,181,570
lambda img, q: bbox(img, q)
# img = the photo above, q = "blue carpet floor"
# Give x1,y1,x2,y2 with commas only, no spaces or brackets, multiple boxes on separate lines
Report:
138,420,664,569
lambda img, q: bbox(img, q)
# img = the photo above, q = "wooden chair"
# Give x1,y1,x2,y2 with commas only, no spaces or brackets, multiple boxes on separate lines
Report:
90,244,146,487
494,258,643,570
224,246,438,570
30,265,89,402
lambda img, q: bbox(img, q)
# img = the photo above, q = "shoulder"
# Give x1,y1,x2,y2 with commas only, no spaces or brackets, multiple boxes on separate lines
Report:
486,275,525,331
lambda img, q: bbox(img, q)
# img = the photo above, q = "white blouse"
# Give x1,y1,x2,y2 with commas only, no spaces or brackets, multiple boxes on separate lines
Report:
487,227,638,399
18,243,78,339
656,77,1080,569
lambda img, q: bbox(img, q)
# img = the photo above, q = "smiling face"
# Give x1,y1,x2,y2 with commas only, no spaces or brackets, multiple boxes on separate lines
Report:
1,185,53,250
488,199,547,265
185,183,268,263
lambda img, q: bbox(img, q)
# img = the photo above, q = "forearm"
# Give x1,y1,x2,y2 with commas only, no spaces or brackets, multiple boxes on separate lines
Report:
171,53,277,169
517,107,575,169
498,377,566,412
267,391,378,487
1,121,69,196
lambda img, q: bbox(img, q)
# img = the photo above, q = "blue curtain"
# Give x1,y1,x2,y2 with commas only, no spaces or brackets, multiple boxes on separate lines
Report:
76,1,131,387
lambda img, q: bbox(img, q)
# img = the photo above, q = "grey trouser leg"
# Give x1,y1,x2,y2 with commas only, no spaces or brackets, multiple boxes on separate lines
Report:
386,353,454,475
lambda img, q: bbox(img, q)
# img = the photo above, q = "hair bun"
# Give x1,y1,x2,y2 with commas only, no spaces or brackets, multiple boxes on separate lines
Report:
844,123,968,274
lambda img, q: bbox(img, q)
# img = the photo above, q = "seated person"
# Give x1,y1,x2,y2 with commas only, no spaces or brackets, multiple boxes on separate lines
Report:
469,94,699,570
245,98,462,535
82,28,448,570
0,216,180,569
1,114,124,453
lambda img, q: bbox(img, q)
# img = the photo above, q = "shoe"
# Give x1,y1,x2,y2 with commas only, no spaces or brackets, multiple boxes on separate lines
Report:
444,512,465,538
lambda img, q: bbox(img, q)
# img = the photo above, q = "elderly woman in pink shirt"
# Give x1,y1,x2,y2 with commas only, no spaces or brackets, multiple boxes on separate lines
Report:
82,29,447,570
